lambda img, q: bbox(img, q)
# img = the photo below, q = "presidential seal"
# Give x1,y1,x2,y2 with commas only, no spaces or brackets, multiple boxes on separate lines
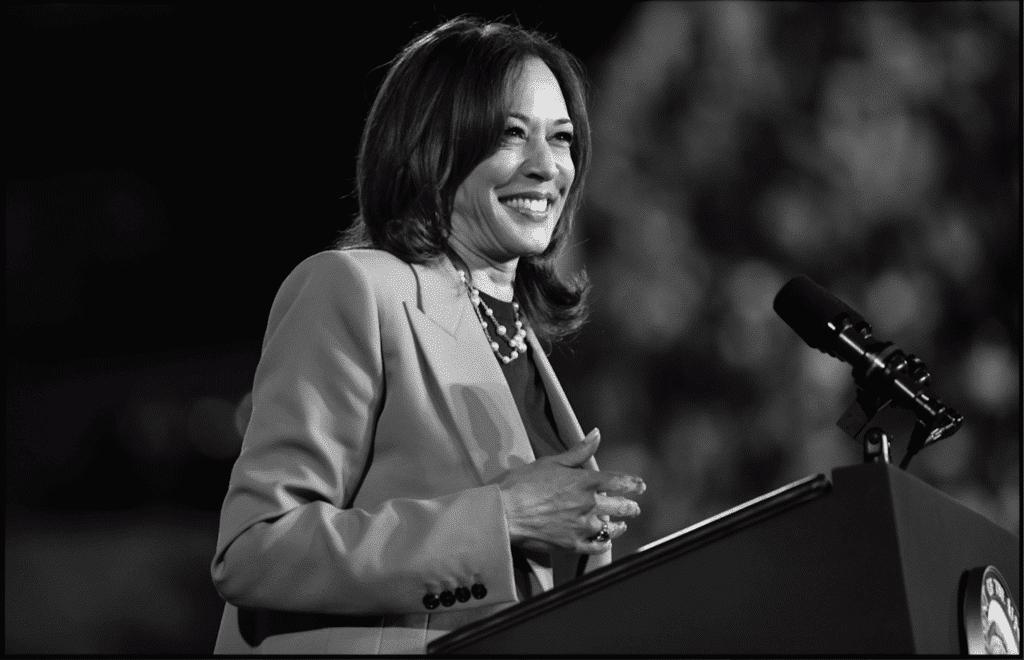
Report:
962,565,1020,655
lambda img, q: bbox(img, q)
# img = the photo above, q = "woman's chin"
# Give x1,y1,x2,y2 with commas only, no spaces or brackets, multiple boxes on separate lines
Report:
508,237,553,259
505,225,556,258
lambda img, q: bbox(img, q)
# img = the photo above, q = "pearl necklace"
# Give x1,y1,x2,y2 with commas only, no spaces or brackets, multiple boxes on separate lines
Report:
458,271,528,364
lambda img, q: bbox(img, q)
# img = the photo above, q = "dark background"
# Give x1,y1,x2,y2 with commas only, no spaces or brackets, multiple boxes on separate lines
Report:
6,3,1020,654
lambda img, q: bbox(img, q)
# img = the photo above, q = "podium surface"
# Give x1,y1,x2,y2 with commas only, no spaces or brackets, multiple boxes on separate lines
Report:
429,463,1020,655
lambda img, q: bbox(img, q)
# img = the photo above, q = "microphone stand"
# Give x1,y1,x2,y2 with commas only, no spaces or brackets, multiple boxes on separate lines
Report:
828,315,964,469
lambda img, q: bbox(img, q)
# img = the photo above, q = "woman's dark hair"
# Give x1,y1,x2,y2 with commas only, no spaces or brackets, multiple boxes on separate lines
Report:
337,16,591,342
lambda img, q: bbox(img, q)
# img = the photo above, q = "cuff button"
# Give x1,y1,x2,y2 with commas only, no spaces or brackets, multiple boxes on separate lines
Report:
455,586,471,603
439,590,456,607
471,583,487,600
422,593,440,610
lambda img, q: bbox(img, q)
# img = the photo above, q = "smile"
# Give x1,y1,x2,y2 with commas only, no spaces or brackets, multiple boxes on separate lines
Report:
501,196,551,217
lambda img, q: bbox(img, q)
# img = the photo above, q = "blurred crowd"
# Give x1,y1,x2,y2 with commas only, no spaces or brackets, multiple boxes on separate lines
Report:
5,2,1019,654
559,1,1020,556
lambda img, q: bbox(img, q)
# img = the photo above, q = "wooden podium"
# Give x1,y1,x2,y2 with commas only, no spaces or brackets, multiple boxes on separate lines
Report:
428,463,1020,655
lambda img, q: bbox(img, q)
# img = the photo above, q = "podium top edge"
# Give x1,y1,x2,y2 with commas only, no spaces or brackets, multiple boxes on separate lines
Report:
638,472,831,553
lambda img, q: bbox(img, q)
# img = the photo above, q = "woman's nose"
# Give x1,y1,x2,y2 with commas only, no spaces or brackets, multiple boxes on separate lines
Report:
523,138,558,181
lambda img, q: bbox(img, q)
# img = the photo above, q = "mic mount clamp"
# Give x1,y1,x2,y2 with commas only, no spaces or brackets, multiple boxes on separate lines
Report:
863,428,891,464
830,314,964,469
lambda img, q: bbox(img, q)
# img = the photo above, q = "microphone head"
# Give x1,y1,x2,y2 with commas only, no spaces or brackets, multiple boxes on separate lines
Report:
773,275,866,351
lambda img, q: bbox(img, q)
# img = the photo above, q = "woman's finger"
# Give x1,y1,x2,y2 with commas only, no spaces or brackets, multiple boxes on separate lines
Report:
595,493,641,518
593,471,646,496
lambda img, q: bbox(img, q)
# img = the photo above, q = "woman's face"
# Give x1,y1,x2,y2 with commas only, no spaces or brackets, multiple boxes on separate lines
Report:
451,57,576,263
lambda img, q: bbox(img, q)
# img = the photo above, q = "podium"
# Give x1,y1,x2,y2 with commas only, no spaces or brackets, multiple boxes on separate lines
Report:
429,463,1021,655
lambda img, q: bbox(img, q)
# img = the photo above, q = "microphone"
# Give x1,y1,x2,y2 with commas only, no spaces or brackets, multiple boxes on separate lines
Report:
773,275,963,457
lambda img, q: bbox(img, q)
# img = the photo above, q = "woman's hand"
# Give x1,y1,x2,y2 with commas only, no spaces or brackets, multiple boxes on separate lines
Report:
497,429,645,555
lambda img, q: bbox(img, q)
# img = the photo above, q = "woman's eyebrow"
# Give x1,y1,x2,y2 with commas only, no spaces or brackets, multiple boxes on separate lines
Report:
509,111,573,126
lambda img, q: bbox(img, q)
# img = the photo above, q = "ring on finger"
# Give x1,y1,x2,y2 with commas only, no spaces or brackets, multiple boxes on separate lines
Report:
590,521,610,543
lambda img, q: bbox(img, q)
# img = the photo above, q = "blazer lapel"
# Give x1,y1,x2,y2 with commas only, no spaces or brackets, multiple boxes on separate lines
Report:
527,330,611,579
526,330,597,471
405,258,536,486
405,259,604,586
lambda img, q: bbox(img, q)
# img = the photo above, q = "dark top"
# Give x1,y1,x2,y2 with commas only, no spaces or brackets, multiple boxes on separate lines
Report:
477,291,565,601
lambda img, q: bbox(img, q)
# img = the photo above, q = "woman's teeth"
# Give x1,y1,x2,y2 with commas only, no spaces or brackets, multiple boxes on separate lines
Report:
502,197,549,214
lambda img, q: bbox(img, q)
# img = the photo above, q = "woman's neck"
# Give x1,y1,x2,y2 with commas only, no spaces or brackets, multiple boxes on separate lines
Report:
447,239,518,302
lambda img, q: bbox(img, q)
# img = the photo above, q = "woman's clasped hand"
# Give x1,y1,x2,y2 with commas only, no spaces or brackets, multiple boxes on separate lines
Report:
499,429,646,555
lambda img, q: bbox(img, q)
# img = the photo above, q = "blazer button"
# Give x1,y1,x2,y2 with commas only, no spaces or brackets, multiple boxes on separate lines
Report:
455,586,471,603
423,593,440,610
439,590,456,607
471,583,487,600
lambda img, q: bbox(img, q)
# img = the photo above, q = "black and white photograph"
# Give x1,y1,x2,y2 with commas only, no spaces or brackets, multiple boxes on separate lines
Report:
6,2,1020,655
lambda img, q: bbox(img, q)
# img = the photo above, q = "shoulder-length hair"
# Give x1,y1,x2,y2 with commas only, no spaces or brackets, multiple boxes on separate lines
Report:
337,16,591,343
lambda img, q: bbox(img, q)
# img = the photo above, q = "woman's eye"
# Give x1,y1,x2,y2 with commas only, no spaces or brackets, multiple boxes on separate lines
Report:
554,131,574,145
503,126,526,140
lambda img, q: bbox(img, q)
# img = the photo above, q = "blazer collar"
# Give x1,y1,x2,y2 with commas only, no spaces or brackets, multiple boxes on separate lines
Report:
407,255,596,474
407,256,535,484
410,255,472,341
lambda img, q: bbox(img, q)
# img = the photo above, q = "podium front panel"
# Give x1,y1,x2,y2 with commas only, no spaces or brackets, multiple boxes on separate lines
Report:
429,464,1021,654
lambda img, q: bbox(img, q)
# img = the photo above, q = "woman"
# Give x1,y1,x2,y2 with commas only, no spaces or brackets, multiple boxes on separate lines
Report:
211,16,645,655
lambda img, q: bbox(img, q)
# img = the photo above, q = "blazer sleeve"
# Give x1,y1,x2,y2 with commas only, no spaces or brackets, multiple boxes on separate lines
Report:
210,252,517,615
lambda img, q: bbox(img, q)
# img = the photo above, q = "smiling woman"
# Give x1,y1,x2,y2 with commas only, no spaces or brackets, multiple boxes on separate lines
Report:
451,58,577,279
209,16,645,655
339,17,593,342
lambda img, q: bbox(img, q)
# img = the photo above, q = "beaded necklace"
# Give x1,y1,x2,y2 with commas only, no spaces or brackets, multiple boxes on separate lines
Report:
458,271,528,364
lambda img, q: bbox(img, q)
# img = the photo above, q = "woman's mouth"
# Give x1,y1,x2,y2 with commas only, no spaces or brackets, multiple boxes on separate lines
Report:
500,196,551,219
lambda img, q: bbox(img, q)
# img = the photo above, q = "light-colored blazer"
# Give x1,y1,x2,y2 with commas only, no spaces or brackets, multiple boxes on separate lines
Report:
210,249,610,654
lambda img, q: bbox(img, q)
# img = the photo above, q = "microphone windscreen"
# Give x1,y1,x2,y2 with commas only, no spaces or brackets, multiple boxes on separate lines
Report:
773,275,864,351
